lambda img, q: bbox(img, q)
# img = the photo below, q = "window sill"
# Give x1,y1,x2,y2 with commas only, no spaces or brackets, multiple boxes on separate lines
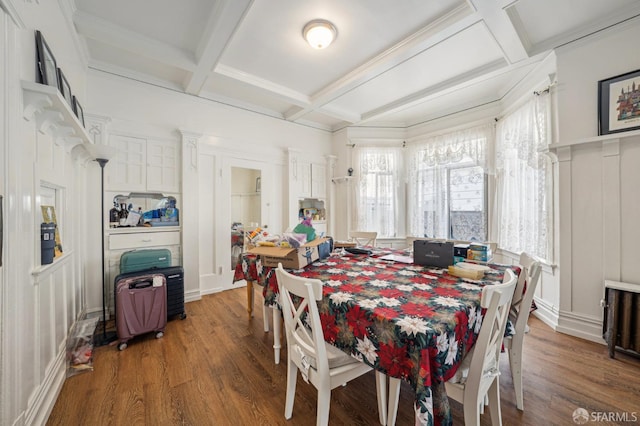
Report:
31,250,74,282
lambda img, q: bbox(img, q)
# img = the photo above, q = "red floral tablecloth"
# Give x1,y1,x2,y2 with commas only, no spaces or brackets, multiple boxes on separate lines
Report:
233,250,519,426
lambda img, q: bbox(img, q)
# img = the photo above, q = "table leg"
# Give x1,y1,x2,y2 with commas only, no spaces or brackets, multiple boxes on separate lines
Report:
375,372,387,425
246,280,254,320
273,307,282,364
387,377,401,426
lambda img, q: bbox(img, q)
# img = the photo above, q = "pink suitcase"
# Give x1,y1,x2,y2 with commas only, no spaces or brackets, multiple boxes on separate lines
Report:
115,273,167,350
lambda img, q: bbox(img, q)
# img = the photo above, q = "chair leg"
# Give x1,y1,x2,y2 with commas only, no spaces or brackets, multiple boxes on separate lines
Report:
463,393,481,426
273,308,282,364
508,337,524,410
487,378,502,426
375,372,387,425
316,386,331,426
387,377,401,426
262,303,270,333
284,359,297,420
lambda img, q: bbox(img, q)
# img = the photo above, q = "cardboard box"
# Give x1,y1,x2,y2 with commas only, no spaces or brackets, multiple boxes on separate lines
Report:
249,237,330,269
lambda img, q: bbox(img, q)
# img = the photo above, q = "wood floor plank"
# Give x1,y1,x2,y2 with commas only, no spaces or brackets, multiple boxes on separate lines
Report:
47,288,640,425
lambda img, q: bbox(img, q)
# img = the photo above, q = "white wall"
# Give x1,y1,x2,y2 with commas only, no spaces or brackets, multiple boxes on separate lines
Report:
87,70,332,297
552,16,640,342
0,1,92,425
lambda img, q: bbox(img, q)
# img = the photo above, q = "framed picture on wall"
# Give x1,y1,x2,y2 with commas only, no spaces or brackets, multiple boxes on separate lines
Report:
72,96,85,127
35,30,58,87
57,68,73,108
598,68,640,135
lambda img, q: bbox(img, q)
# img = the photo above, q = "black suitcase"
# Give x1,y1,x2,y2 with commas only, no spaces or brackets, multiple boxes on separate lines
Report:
114,266,186,321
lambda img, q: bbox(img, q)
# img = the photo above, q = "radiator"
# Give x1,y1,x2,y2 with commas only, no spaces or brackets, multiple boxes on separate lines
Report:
603,280,640,358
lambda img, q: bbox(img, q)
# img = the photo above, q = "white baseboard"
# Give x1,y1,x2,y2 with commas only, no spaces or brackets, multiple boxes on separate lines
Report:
24,349,66,426
556,310,606,345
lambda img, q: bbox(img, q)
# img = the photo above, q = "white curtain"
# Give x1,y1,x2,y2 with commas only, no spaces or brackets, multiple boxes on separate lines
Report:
406,124,493,238
494,93,551,260
353,146,403,238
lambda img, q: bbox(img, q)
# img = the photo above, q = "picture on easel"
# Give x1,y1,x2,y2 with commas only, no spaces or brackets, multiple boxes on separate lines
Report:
41,205,63,258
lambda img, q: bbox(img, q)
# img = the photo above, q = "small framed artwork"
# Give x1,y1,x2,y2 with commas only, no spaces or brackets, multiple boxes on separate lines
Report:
72,96,85,127
57,68,73,108
35,30,58,87
598,68,640,135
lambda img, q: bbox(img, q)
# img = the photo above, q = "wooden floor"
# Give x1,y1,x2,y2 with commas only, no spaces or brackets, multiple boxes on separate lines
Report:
47,287,640,426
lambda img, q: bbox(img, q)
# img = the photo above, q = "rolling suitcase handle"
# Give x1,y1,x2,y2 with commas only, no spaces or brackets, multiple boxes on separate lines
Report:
127,276,162,290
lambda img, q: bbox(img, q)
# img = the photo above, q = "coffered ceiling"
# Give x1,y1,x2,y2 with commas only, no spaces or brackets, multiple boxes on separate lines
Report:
70,0,640,131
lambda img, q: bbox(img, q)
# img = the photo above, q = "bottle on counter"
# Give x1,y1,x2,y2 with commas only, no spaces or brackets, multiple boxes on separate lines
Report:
165,199,179,224
109,202,119,228
119,203,128,225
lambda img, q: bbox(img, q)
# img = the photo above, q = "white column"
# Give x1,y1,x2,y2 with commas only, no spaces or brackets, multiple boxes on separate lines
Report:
556,146,572,314
179,130,202,298
602,139,621,282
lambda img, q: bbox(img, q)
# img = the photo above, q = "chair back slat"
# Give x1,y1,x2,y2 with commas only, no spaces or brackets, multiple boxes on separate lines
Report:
349,231,378,247
467,268,518,389
275,263,328,373
511,252,542,332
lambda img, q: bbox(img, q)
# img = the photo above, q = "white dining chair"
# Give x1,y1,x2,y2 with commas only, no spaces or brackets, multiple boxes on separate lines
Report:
349,231,378,247
503,252,541,410
275,264,387,426
386,269,518,426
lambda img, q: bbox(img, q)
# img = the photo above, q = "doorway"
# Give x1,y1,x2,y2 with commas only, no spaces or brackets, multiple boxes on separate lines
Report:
230,167,261,269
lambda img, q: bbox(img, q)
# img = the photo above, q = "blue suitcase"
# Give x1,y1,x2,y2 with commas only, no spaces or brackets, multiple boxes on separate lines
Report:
119,248,171,274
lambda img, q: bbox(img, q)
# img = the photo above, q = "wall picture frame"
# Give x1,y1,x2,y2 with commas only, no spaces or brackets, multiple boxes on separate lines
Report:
57,68,73,108
598,68,640,135
35,30,58,87
72,96,85,127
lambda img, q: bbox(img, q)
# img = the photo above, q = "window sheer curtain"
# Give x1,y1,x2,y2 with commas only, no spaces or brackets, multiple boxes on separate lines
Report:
353,147,403,238
494,94,552,260
406,124,493,238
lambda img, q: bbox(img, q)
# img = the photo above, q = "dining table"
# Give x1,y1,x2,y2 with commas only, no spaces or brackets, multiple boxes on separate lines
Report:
233,247,519,426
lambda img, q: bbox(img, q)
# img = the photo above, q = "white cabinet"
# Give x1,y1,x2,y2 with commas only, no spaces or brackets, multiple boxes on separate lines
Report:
108,134,180,193
311,163,326,199
296,160,326,199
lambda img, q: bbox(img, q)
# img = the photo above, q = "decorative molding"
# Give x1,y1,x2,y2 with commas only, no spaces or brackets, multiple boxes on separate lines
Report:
602,139,620,157
22,81,96,163
36,110,64,134
84,114,111,145
0,0,27,28
23,90,53,120
178,130,202,170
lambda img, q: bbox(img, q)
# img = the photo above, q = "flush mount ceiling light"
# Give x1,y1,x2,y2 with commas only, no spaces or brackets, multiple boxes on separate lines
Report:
303,19,337,49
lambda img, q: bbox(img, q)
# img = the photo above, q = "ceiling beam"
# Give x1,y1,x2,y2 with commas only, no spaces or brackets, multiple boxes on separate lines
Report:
215,64,310,106
284,3,480,123
527,3,640,56
468,0,529,64
361,58,508,122
361,51,547,124
184,0,253,95
73,10,197,72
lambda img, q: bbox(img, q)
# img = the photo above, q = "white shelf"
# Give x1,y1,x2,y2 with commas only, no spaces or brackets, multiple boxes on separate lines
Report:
548,128,640,150
21,80,92,155
331,176,354,184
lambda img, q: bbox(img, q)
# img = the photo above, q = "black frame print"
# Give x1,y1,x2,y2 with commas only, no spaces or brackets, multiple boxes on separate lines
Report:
35,30,58,87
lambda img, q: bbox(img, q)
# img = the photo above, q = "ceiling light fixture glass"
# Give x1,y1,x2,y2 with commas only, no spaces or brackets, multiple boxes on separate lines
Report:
303,19,337,49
